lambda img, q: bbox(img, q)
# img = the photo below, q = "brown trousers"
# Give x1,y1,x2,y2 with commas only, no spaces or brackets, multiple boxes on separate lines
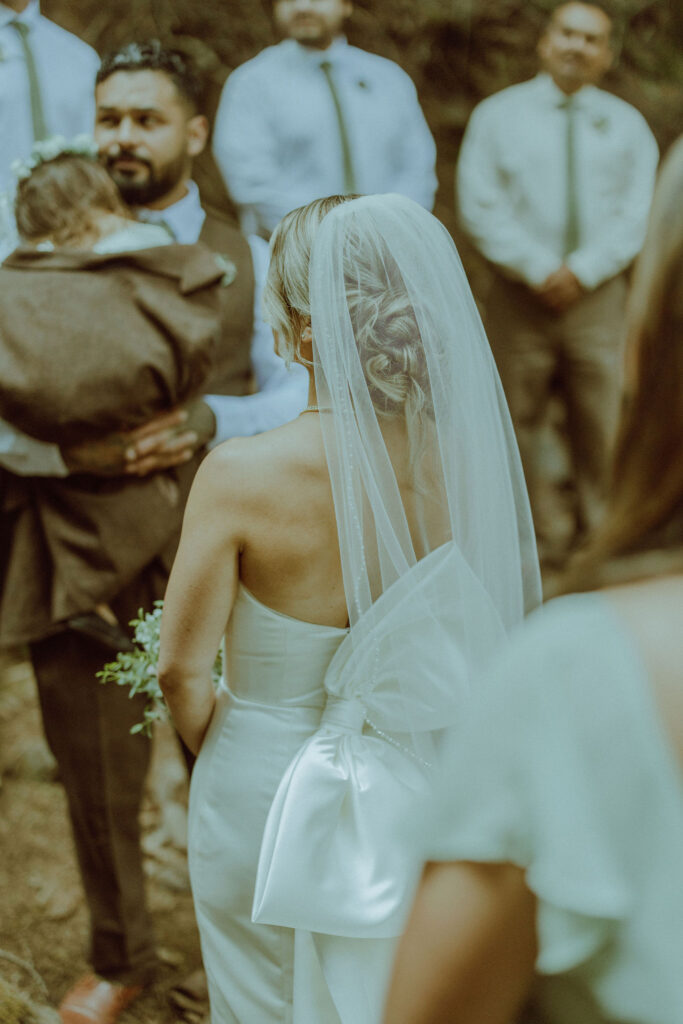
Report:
29,560,170,986
484,273,627,553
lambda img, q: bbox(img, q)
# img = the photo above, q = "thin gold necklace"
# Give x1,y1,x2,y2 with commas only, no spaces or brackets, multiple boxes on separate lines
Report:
300,404,319,414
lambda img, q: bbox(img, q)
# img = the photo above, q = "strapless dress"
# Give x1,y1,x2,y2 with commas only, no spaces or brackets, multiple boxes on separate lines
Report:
189,584,398,1023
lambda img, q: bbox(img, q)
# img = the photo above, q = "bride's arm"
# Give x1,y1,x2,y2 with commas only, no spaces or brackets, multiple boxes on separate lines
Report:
383,861,536,1024
158,442,248,754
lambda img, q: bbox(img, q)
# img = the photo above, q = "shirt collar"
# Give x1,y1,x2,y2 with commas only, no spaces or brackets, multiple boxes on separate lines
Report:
534,71,598,110
134,179,205,245
284,34,349,67
0,0,41,29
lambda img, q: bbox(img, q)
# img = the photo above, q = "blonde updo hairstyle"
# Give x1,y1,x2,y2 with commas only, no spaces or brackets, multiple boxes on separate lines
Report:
15,153,130,247
263,194,432,428
343,219,431,423
263,195,351,365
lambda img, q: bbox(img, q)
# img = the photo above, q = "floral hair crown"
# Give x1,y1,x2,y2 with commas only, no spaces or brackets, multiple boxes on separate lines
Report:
11,134,99,182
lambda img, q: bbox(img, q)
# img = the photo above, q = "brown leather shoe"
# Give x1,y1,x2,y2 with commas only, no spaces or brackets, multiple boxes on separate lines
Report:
59,975,143,1024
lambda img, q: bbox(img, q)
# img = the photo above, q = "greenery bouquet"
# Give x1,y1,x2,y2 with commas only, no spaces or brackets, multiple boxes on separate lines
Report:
97,601,223,736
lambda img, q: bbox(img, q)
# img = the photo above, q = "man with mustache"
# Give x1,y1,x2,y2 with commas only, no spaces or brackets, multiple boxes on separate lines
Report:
457,2,658,565
213,0,437,237
0,40,307,1024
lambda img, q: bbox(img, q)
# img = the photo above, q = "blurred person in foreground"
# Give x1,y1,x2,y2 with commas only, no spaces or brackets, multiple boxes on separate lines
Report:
384,137,683,1024
457,1,658,565
157,192,540,1022
212,0,437,237
0,41,307,1024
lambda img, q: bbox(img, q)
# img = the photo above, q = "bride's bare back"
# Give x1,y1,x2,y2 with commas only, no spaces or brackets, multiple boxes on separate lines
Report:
157,411,346,752
157,404,450,752
221,413,347,629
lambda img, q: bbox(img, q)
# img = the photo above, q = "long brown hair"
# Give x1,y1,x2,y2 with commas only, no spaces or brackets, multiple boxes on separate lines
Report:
565,137,683,590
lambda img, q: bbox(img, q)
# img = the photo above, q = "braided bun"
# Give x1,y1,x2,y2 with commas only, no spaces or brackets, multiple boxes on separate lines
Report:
264,195,432,422
344,232,431,421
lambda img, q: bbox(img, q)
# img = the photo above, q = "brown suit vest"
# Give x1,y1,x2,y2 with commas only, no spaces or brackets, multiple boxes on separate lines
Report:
198,207,255,397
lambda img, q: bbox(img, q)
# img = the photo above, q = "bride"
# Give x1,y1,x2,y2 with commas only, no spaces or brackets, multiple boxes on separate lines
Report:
157,192,541,1023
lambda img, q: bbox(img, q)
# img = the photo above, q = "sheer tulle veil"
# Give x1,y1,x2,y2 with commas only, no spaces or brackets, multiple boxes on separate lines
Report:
311,193,540,760
253,193,540,944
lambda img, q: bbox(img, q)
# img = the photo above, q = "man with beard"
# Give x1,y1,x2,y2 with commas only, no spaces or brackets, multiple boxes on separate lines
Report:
456,2,658,564
213,0,437,237
0,41,307,1024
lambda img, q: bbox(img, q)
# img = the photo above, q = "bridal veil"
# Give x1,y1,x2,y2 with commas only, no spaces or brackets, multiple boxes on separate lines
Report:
254,193,540,967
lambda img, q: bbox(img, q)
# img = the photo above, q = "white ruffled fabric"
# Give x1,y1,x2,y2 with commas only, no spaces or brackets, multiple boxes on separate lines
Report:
428,594,683,1023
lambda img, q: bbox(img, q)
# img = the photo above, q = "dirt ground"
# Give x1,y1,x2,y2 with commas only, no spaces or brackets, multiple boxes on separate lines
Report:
0,650,204,1024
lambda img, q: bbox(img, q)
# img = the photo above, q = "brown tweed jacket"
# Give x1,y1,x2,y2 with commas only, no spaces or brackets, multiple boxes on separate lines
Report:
0,209,256,646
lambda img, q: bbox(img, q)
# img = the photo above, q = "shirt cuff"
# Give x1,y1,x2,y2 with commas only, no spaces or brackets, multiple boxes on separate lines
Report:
0,434,69,477
519,252,564,289
204,369,308,445
565,250,616,291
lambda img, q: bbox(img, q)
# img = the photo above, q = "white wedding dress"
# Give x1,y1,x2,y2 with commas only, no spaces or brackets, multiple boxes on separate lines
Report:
186,194,541,1024
188,584,399,1024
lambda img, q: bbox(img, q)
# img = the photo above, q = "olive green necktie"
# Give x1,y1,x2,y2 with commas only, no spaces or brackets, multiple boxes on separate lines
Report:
561,95,580,257
10,19,48,142
320,60,357,195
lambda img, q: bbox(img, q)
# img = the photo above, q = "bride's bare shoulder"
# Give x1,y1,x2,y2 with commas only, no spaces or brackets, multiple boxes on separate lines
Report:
190,418,321,508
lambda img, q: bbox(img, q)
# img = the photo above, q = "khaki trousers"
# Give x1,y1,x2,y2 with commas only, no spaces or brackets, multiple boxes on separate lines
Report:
29,560,170,986
484,273,627,553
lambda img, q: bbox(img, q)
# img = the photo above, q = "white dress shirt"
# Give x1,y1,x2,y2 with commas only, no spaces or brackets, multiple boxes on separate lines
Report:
0,0,99,194
0,180,308,475
457,73,659,290
213,36,437,236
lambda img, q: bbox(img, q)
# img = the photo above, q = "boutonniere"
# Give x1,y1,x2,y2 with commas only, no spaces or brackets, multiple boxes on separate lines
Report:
592,115,609,133
214,253,237,286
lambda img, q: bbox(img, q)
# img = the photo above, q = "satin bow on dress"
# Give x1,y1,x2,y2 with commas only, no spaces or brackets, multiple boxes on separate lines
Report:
252,542,508,939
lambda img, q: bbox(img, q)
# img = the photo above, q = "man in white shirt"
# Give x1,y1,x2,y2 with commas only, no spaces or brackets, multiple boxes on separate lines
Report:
213,0,437,237
0,41,307,1024
0,0,99,193
0,0,99,258
457,1,658,561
